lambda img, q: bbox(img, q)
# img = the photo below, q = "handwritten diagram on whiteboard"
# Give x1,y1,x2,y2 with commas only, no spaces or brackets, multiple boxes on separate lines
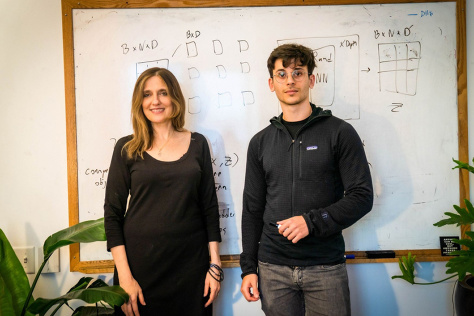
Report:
72,2,458,260
378,41,421,96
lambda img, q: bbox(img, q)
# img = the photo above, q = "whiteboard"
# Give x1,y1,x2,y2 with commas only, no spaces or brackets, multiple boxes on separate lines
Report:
70,2,461,260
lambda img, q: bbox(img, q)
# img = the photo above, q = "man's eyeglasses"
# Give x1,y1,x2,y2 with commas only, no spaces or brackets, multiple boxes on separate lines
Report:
272,70,308,83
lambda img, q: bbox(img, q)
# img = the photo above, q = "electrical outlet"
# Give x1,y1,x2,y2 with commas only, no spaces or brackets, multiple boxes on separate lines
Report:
13,247,35,274
38,247,60,273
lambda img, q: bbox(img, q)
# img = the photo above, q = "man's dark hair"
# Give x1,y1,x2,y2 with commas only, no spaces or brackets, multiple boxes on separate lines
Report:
267,43,316,78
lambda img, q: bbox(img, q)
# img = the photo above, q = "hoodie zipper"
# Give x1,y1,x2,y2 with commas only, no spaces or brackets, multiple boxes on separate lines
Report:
270,105,331,217
281,129,300,217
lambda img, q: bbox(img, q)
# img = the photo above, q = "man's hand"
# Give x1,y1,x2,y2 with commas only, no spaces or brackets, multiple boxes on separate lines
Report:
240,274,260,302
277,215,309,243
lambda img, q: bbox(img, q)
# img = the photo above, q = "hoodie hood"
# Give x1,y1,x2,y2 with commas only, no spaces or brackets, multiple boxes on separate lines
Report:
270,103,332,133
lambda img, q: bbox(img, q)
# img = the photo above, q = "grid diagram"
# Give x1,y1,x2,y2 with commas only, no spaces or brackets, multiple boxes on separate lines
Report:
378,41,421,96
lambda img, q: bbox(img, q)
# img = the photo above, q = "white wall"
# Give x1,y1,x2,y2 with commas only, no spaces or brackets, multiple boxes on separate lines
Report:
0,1,471,316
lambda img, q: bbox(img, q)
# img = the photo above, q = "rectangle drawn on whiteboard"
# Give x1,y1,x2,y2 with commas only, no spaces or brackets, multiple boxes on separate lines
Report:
278,35,360,120
378,42,421,95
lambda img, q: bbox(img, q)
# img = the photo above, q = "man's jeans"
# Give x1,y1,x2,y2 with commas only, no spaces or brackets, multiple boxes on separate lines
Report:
258,261,351,316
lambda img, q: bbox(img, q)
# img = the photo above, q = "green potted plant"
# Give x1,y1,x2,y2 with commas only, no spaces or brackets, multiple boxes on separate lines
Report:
0,217,128,315
392,159,474,316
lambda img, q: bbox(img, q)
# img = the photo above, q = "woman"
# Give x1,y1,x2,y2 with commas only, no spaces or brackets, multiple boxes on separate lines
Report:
104,67,222,316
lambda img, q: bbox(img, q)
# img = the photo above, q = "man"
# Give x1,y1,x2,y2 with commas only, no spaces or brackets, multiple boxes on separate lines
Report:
240,43,373,316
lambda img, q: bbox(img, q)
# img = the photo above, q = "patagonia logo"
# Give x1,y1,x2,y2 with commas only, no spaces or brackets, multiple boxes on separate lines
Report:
321,211,329,221
306,145,318,151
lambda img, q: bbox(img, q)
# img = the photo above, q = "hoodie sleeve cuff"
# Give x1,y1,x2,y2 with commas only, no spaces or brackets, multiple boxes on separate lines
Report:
302,213,316,235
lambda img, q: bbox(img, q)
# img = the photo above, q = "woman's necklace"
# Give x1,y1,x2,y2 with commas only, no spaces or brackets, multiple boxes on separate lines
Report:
156,130,174,156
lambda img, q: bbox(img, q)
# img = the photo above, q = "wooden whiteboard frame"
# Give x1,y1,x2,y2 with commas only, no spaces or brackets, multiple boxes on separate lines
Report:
61,0,468,273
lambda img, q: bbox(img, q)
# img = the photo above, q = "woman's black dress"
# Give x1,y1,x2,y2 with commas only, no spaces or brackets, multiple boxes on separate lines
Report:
104,132,221,316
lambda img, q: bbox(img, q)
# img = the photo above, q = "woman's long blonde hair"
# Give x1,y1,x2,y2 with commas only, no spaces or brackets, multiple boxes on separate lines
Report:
124,67,186,159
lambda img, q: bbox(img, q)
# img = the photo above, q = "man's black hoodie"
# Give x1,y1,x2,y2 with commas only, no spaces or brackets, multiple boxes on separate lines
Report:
240,104,373,277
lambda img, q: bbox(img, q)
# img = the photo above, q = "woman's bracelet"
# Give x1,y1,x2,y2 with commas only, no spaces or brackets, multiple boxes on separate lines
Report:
208,263,224,282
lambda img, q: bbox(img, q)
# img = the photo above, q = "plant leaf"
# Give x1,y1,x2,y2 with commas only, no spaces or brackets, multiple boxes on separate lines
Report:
446,254,474,281
71,306,115,316
0,229,34,316
67,277,99,293
67,277,110,293
43,218,106,259
391,253,416,284
0,275,15,316
28,285,127,315
434,201,474,228
46,277,111,313
452,158,474,173
453,238,474,250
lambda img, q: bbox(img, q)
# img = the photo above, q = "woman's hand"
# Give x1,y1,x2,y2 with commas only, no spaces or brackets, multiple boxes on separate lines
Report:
205,242,222,307
204,264,221,307
120,276,146,316
110,246,146,316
